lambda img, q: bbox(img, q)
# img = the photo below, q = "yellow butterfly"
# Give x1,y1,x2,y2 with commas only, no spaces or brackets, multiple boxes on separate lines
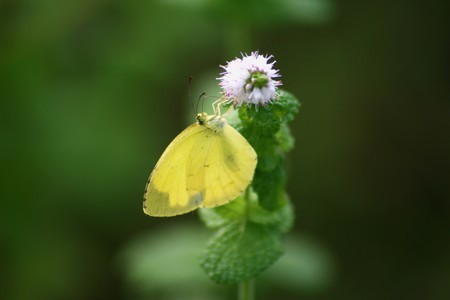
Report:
143,101,257,217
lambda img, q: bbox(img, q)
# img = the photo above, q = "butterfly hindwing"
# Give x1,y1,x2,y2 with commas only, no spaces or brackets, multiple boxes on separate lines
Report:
186,124,257,208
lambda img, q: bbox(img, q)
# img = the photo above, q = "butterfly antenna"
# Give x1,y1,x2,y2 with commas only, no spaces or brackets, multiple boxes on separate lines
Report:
197,92,206,113
188,76,196,115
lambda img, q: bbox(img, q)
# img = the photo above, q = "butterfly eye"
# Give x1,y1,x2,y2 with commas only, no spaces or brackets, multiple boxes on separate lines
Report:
197,113,207,125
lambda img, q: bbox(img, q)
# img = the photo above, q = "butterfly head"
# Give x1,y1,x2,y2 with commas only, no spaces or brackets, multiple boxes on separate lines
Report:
196,112,227,133
196,112,208,125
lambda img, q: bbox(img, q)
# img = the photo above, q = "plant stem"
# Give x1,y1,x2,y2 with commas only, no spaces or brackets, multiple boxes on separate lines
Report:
238,280,254,300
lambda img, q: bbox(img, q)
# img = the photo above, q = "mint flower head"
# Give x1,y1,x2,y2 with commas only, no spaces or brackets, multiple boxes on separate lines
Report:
218,51,282,107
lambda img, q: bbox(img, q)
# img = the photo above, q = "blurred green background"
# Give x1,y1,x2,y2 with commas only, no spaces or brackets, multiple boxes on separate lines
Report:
1,0,449,299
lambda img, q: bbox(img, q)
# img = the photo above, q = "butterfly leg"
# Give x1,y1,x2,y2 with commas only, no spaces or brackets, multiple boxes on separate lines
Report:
212,98,227,116
222,104,235,117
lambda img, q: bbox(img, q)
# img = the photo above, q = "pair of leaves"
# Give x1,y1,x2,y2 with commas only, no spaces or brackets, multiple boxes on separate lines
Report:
199,191,294,284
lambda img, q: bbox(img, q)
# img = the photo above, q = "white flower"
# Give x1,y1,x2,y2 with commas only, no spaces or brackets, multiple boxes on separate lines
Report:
218,51,282,107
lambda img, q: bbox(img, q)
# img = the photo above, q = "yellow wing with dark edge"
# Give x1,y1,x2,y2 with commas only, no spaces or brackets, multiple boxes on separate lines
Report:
143,123,257,217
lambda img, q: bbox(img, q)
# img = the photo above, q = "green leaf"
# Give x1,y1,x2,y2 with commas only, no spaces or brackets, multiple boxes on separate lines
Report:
272,90,301,123
236,89,300,211
248,193,294,233
200,222,284,285
198,195,246,229
253,162,286,210
199,190,294,233
276,123,295,152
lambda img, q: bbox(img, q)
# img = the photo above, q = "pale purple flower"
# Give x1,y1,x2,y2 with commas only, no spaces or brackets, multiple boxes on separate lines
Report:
218,51,282,106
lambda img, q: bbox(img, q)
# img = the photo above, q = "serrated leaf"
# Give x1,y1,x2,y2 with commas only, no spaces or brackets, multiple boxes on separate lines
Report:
253,142,280,171
198,207,230,229
272,90,301,123
198,195,246,229
276,123,295,152
248,193,294,233
200,222,284,285
236,89,300,211
253,162,286,211
200,190,294,232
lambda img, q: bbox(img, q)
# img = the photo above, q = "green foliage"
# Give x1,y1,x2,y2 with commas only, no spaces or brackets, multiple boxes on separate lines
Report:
199,90,300,284
200,222,284,285
119,225,335,299
199,191,294,232
239,90,300,210
199,193,294,285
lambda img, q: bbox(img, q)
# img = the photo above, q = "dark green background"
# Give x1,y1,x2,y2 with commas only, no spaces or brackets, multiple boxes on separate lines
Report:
1,0,449,299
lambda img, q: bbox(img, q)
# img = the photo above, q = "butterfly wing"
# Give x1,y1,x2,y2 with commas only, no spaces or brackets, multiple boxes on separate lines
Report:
185,124,257,208
144,122,257,217
143,123,207,216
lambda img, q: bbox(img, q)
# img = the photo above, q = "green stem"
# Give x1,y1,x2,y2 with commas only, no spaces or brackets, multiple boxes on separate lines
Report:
238,280,254,300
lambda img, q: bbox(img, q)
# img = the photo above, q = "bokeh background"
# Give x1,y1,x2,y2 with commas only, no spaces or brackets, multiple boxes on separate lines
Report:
1,0,449,299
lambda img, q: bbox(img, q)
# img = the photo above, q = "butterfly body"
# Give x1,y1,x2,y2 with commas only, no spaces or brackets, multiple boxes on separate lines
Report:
143,112,257,217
